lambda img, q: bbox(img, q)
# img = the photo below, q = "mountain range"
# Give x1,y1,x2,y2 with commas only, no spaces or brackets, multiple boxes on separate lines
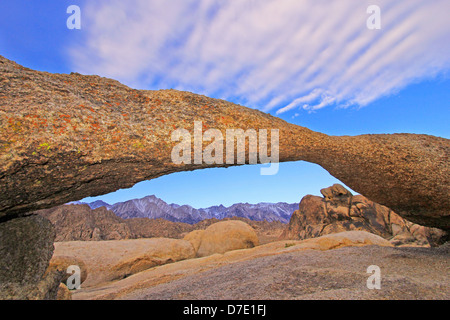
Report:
70,195,297,224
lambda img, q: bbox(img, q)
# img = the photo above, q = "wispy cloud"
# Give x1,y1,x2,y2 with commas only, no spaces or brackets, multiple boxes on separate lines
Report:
69,0,450,113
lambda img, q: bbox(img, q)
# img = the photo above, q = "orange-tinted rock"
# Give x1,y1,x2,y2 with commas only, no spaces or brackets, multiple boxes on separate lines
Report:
56,283,72,300
0,55,448,230
281,185,447,246
47,255,88,285
53,238,195,286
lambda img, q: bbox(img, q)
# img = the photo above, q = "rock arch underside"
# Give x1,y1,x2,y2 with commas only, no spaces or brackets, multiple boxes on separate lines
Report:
0,55,449,230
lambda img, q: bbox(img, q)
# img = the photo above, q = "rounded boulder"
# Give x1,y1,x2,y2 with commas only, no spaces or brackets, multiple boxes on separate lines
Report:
196,221,259,257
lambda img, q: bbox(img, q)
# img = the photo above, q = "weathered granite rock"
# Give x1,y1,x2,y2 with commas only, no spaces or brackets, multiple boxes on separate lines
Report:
0,55,448,229
0,214,55,284
47,255,88,285
118,239,449,301
183,229,205,253
281,184,447,246
56,283,72,300
321,184,353,205
0,214,62,299
36,204,133,241
194,220,260,257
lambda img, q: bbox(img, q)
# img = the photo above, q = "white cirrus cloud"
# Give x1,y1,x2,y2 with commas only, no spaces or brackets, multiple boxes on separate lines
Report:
69,0,450,113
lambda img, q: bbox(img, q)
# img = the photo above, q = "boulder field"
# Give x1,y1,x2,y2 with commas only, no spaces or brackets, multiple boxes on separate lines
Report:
50,228,399,300
0,54,449,299
50,220,260,291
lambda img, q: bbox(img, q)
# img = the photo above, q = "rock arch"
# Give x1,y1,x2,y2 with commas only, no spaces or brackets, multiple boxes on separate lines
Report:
0,55,449,230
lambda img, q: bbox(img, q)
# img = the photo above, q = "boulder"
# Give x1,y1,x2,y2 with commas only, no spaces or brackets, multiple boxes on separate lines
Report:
0,215,55,284
281,184,447,247
196,221,260,257
0,55,449,231
47,255,88,285
183,230,205,253
53,238,196,287
56,283,72,300
0,268,64,300
0,214,65,299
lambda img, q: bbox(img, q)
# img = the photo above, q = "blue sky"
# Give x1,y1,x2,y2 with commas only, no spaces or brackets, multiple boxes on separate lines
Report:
1,0,449,208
